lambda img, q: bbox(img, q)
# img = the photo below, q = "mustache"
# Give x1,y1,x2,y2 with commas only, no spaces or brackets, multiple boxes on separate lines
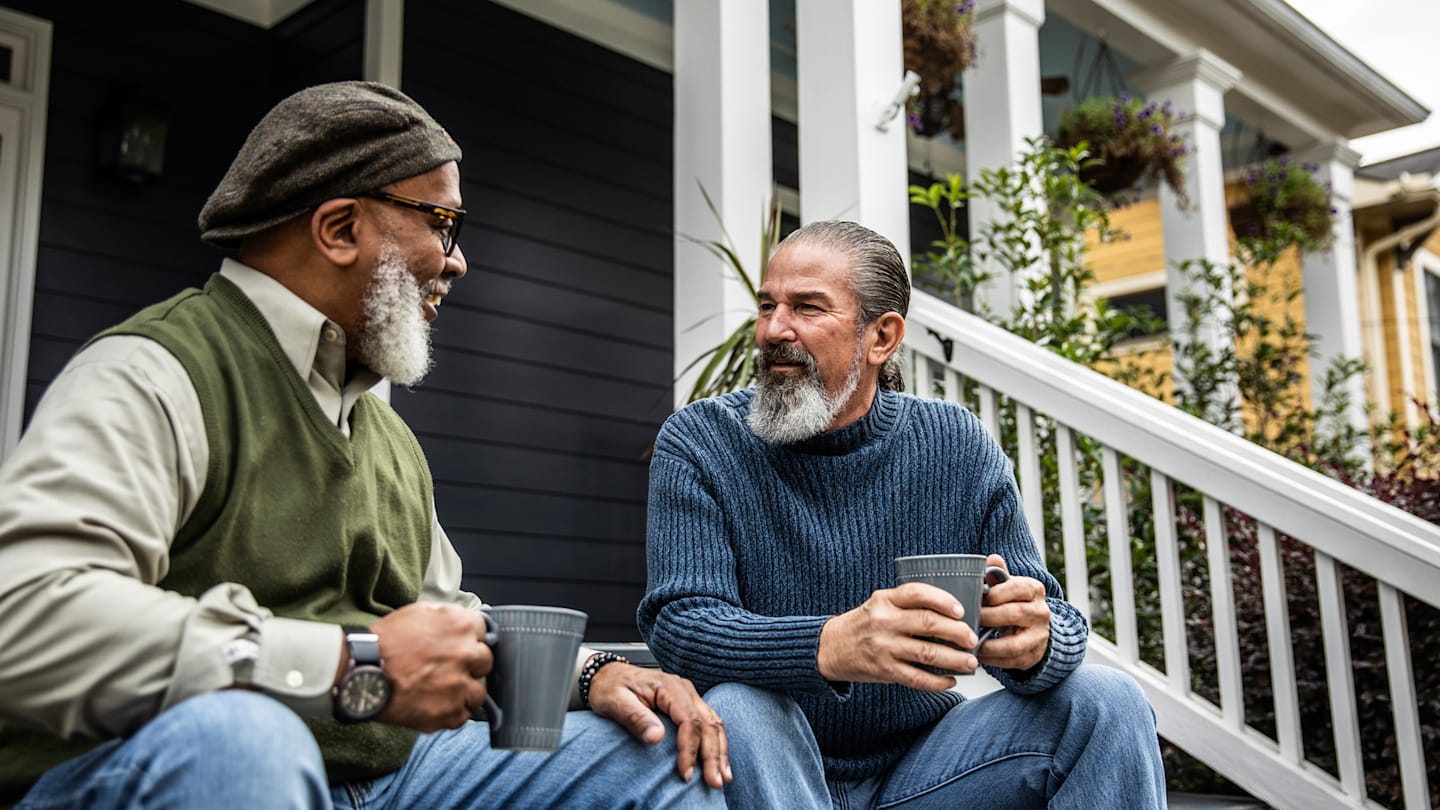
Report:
759,341,816,370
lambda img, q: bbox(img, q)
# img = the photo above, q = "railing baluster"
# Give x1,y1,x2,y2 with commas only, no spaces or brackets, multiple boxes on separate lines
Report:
1015,403,1044,559
1256,522,1302,762
942,367,961,405
1315,551,1365,800
908,350,925,396
977,385,999,441
1056,425,1089,619
1203,496,1243,727
1102,448,1137,661
1379,582,1429,809
1152,471,1188,691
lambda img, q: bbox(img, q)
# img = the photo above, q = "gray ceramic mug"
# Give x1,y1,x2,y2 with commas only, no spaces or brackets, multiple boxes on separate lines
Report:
477,605,588,751
895,553,1010,676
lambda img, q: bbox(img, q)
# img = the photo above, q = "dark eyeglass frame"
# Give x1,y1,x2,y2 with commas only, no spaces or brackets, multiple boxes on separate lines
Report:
364,191,466,256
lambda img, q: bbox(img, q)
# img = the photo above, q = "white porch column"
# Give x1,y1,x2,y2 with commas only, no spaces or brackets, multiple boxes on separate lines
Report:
1297,140,1368,437
672,0,772,408
961,0,1045,318
364,0,403,405
793,0,910,251
1133,51,1241,413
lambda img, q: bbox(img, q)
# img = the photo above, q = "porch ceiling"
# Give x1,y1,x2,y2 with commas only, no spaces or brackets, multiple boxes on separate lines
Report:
1046,0,1429,147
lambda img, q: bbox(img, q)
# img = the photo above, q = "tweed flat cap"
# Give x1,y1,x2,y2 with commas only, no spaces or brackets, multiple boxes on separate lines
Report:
199,81,462,247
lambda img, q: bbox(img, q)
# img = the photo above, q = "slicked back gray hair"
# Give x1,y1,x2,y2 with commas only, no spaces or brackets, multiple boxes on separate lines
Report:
774,220,909,391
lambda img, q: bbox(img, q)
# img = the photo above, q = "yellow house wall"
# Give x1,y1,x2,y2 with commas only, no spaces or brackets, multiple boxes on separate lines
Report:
1085,184,1314,429
1087,198,1166,285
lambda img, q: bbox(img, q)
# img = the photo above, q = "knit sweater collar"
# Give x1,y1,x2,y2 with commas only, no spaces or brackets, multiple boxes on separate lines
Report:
772,387,903,456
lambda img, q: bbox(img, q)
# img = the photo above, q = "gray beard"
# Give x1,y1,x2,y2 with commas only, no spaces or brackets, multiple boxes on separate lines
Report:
746,343,863,445
358,238,433,386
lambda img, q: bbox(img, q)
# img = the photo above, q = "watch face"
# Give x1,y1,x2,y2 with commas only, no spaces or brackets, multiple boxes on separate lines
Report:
339,666,390,721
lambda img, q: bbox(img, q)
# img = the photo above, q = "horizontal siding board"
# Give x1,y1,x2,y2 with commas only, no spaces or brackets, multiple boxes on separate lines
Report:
398,389,659,460
460,142,669,227
466,187,669,269
454,270,668,343
432,310,669,388
473,231,669,308
433,483,646,542
423,441,649,501
414,350,672,424
450,531,645,585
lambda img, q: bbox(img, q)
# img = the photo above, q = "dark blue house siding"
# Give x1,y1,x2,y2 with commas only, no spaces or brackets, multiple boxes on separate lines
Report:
394,1,673,639
12,0,363,420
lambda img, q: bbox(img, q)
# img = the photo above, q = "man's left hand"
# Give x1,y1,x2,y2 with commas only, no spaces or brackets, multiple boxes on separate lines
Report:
585,663,731,789
976,554,1052,672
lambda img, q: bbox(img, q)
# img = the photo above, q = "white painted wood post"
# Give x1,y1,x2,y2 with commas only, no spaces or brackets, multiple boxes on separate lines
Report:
672,0,773,409
793,0,910,253
364,0,404,405
1132,51,1242,418
961,0,1045,319
0,8,51,461
1298,140,1367,441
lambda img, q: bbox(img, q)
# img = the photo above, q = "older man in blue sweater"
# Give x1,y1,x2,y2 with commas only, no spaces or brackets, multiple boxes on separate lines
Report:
639,220,1166,808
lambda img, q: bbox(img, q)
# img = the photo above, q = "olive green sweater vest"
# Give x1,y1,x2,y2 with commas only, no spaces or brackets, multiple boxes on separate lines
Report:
0,274,432,799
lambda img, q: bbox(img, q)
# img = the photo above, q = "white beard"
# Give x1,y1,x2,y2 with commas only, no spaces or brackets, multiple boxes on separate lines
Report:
746,341,863,445
358,237,433,386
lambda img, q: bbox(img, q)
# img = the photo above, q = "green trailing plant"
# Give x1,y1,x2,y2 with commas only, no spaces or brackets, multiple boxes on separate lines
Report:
1054,95,1188,206
677,186,782,404
1229,157,1335,264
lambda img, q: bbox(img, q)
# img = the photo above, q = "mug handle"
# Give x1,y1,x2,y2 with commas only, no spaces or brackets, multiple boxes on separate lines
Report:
974,566,1012,652
472,609,504,730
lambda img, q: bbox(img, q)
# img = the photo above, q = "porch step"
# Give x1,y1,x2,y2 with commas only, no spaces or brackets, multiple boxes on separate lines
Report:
1167,792,1269,808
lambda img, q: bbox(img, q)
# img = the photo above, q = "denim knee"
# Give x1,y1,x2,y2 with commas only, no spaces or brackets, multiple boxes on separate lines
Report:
1057,665,1157,728
157,691,327,786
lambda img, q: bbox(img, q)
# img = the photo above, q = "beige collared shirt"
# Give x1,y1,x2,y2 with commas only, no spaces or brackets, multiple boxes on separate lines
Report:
0,259,589,741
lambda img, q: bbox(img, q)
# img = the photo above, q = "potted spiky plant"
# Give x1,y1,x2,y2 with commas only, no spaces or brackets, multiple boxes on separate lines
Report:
678,187,783,404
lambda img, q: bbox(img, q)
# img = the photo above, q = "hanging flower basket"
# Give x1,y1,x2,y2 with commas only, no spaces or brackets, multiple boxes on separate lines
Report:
1054,95,1188,206
902,0,977,138
1229,157,1334,256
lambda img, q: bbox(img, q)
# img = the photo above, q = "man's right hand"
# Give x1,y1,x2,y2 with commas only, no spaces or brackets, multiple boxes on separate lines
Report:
816,583,978,690
367,602,491,732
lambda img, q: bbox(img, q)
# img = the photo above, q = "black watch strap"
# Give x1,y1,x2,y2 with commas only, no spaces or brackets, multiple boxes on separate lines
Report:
344,626,381,666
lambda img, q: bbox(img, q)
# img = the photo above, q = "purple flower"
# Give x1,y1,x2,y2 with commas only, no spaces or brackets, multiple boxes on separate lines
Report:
1151,124,1163,135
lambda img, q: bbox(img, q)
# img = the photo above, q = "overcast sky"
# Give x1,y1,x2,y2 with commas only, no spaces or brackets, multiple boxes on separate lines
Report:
1280,0,1439,165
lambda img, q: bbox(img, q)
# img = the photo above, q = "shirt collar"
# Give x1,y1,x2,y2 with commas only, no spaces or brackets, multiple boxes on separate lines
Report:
217,258,381,393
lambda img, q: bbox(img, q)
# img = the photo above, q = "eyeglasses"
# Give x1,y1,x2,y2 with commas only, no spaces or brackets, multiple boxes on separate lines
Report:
365,191,466,256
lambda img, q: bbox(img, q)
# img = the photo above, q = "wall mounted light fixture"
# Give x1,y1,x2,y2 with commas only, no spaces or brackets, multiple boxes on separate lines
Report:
98,96,168,184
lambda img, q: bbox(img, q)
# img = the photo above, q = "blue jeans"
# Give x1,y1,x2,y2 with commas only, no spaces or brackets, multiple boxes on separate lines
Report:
16,691,723,809
705,664,1166,810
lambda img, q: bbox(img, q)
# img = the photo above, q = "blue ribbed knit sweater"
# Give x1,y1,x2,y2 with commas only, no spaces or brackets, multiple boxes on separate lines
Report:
638,387,1089,780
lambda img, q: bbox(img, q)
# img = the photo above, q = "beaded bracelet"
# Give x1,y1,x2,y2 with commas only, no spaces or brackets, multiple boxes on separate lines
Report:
578,651,629,708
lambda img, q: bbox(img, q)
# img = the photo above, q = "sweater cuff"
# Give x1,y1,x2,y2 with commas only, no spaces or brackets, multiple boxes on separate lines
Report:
992,611,1086,695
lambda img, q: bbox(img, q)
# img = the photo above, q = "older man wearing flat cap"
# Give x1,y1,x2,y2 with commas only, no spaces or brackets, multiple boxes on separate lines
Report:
0,82,728,809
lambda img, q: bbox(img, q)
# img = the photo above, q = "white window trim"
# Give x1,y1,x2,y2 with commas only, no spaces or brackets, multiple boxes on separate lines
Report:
1415,248,1439,408
0,7,51,460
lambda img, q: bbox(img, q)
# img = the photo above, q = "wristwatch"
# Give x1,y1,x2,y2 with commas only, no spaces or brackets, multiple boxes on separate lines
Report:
333,626,391,723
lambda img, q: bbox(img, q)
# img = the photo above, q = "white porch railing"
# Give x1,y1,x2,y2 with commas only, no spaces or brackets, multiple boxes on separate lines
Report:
905,289,1440,809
